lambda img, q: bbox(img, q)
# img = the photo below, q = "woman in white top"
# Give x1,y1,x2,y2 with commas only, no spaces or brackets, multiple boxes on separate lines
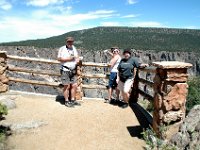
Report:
104,47,121,103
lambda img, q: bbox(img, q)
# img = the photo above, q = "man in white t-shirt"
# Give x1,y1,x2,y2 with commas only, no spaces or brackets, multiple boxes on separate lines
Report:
57,37,80,107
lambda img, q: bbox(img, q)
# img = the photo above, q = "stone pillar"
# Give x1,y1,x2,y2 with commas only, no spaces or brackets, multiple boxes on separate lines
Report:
0,51,9,93
152,61,192,138
75,60,83,100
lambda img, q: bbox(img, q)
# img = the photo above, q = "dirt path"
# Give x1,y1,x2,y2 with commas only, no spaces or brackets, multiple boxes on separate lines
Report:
2,92,145,150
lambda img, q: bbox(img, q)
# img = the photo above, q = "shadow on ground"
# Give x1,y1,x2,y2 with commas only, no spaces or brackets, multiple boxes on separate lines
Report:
127,125,143,139
129,103,153,129
55,95,65,105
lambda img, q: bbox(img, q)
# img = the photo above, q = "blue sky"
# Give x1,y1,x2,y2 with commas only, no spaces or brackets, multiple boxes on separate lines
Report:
0,0,200,42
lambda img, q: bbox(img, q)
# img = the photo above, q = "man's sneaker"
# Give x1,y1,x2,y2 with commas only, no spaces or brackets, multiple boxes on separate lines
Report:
109,99,119,105
120,103,129,109
65,101,74,107
71,100,81,106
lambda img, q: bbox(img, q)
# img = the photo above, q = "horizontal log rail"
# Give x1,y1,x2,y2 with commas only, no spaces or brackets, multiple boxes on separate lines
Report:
82,73,109,79
138,77,154,88
138,66,156,73
7,55,110,68
82,62,110,67
7,55,60,64
138,89,154,101
8,66,61,76
82,84,107,89
8,66,109,79
8,77,60,87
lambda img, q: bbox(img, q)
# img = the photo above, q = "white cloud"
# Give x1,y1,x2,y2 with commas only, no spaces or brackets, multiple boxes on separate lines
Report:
101,22,120,26
121,14,140,18
127,0,138,5
0,9,117,42
26,0,67,7
0,0,12,10
131,21,166,27
183,26,199,29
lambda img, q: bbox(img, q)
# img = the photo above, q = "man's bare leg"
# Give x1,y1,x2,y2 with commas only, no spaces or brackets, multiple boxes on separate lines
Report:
71,83,81,106
63,84,70,101
108,88,113,102
70,83,77,100
63,84,74,107
123,92,130,103
116,88,120,100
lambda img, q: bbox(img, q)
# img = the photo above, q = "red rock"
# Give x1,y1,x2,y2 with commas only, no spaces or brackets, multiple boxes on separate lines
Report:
163,83,188,111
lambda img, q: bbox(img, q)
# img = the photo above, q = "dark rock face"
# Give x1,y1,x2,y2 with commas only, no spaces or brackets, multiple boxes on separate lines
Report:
170,105,200,149
0,46,199,97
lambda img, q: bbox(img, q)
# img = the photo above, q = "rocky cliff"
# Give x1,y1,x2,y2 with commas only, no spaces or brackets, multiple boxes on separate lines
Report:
0,46,199,97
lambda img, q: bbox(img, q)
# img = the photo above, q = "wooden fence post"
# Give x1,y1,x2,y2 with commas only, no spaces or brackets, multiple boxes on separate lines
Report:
76,60,83,100
152,61,192,138
0,51,9,93
130,69,139,103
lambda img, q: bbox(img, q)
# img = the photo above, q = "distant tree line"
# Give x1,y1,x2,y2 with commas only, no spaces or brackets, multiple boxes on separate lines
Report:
1,27,200,52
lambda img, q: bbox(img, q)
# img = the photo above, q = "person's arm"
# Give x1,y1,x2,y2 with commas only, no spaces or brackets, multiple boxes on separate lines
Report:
139,63,149,68
104,50,113,57
57,57,75,63
116,72,120,83
110,55,119,68
116,60,122,83
73,46,80,63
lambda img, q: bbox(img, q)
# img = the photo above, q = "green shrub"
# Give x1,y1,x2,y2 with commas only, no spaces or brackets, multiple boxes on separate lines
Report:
0,103,8,145
0,103,7,118
142,126,177,150
186,77,200,112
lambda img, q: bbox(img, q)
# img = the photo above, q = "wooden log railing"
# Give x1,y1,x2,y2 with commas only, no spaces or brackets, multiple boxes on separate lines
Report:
1,52,110,99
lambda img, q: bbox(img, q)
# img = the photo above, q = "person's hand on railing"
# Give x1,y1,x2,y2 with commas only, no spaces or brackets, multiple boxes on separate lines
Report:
104,50,108,53
139,63,149,68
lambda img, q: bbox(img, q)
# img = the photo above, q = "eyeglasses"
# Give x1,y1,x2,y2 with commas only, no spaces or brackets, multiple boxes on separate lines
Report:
113,50,118,53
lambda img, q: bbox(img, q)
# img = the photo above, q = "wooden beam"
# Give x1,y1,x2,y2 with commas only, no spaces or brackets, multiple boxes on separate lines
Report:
8,66,61,76
7,55,60,64
82,84,107,89
7,55,110,68
138,78,154,88
82,73,109,79
82,62,110,67
138,89,154,101
8,77,60,87
138,67,156,73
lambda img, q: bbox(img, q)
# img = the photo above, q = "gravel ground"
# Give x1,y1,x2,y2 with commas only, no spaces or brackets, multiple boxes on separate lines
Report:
2,92,145,150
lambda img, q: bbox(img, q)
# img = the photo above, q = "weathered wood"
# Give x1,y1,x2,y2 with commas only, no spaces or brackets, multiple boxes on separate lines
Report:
82,73,109,79
7,55,60,64
8,77,60,87
138,66,157,73
8,66,61,76
138,89,154,101
82,84,107,89
130,69,139,103
82,62,110,67
7,55,109,68
138,78,154,88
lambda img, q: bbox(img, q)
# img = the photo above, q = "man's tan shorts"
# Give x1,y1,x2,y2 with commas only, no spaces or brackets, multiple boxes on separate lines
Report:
117,78,133,93
60,70,77,85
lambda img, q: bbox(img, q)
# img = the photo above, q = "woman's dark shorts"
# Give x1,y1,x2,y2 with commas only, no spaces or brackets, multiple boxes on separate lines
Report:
108,72,118,89
60,70,77,85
